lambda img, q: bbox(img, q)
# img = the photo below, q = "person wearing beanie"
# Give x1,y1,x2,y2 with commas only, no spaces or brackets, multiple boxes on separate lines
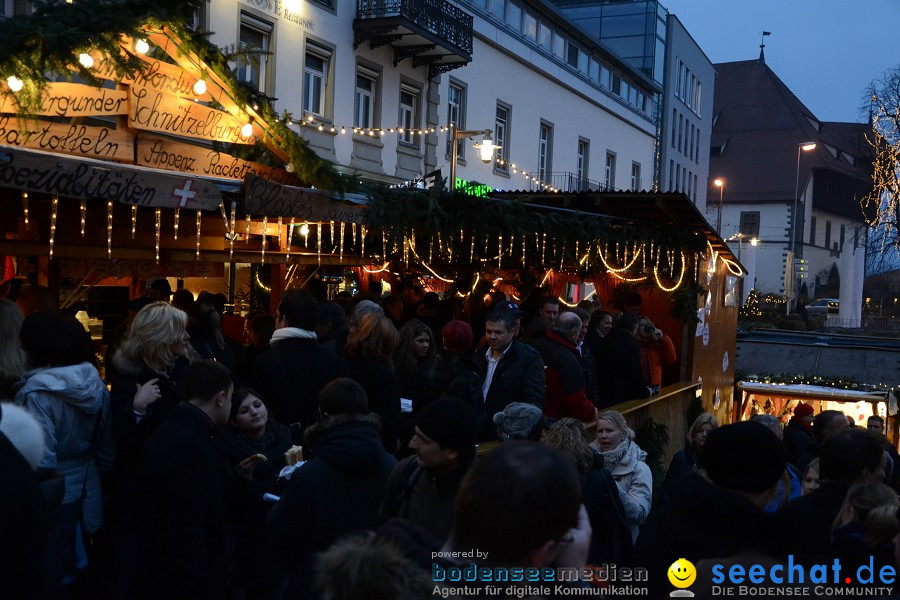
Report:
784,402,817,472
634,421,793,598
379,398,478,542
493,402,546,441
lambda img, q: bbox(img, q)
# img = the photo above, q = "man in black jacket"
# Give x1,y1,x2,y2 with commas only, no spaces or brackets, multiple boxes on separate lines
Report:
472,311,545,441
595,312,650,408
137,360,233,600
267,378,396,600
250,291,347,432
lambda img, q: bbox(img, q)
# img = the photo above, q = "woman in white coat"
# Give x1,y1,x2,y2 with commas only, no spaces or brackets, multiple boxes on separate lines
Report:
590,410,652,543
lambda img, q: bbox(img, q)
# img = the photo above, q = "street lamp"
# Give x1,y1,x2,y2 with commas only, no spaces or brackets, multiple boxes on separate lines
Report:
789,141,817,312
449,127,501,192
713,178,725,234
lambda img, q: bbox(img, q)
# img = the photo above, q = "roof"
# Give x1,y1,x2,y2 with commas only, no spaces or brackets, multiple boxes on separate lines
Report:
710,60,873,206
491,189,740,264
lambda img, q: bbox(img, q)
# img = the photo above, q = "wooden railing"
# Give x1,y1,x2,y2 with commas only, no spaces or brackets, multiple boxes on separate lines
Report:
477,380,701,461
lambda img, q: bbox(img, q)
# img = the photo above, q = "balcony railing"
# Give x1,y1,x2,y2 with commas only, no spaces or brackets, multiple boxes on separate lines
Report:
356,0,474,56
527,172,605,193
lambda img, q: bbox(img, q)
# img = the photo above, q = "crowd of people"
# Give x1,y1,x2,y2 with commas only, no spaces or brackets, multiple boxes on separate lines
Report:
1,281,899,599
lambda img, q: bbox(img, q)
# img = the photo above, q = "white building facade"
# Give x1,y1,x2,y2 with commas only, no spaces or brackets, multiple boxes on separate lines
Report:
200,0,661,192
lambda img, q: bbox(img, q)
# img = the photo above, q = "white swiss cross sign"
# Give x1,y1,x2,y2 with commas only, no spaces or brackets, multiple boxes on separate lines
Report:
173,180,197,207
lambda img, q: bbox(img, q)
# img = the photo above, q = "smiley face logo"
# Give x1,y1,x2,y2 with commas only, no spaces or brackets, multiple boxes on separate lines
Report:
667,558,696,589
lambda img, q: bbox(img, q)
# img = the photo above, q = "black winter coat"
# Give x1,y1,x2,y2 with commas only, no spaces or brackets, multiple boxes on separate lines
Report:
250,336,347,429
346,356,401,453
659,442,699,505
584,452,633,565
137,403,230,600
471,341,545,441
267,414,396,600
783,418,816,471
594,328,649,407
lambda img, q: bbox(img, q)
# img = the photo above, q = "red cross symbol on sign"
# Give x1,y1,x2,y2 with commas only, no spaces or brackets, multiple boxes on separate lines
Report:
173,180,197,207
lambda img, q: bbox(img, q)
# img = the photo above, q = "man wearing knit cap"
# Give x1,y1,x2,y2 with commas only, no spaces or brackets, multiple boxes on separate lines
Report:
634,421,792,597
379,398,477,542
493,402,546,442
783,402,816,471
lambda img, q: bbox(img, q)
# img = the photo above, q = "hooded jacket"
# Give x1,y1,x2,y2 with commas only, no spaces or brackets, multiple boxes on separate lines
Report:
267,413,396,599
15,362,113,533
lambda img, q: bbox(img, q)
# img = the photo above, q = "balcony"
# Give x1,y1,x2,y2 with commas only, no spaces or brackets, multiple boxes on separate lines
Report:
354,0,473,79
527,172,606,193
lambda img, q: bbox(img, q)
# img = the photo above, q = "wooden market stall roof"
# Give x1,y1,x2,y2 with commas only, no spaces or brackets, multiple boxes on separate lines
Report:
492,189,743,267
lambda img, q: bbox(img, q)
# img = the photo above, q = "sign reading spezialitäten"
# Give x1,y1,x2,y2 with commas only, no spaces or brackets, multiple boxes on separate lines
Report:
0,145,221,210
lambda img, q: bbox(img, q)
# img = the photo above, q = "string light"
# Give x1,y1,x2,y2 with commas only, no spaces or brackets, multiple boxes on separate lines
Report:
78,53,94,68
597,245,642,273
131,204,137,239
173,207,180,240
653,251,687,292
135,38,150,54
277,216,283,251
229,202,237,260
287,217,295,258
195,209,202,259
317,222,322,264
193,79,207,95
80,199,86,237
245,213,252,240
339,222,345,260
361,225,366,257
21,191,28,224
363,262,390,274
7,76,24,92
261,216,268,263
107,200,113,258
48,196,58,259
154,207,161,263
254,270,272,293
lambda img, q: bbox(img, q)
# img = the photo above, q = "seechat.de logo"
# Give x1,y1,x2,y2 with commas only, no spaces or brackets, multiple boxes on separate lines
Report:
668,558,696,597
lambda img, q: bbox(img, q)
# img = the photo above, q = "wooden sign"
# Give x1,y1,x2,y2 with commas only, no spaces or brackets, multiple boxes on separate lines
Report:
0,82,128,117
94,52,214,102
0,116,133,161
0,145,221,210
244,173,368,223
136,135,298,184
128,87,253,145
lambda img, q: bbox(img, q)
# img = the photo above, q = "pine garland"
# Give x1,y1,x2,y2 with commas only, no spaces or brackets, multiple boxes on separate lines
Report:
0,0,350,192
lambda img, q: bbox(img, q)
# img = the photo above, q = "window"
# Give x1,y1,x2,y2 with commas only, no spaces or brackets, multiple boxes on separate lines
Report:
567,43,579,69
538,123,553,181
671,109,677,148
675,163,680,190
601,66,612,90
668,160,674,191
399,84,419,146
810,216,817,245
538,21,552,48
631,162,641,191
506,2,521,29
495,103,511,172
0,0,11,16
489,0,504,18
695,128,701,163
303,45,331,116
523,12,537,40
604,152,616,190
693,174,698,201
825,220,832,249
447,82,466,158
187,1,208,31
577,139,589,184
840,225,846,250
686,170,692,198
739,212,760,237
678,113,683,152
237,13,273,93
688,123,694,158
354,67,377,129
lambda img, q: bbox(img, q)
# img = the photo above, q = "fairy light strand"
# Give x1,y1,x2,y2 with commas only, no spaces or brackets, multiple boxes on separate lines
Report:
79,199,86,237
107,201,113,258
154,207,161,263
173,208,180,240
131,204,137,239
195,209,202,259
21,191,29,225
48,196,58,259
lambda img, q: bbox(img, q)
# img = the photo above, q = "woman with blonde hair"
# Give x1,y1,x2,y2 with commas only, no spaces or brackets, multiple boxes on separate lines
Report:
345,312,401,452
831,482,899,572
542,418,633,564
660,412,719,504
591,410,652,542
108,301,192,596
0,298,26,400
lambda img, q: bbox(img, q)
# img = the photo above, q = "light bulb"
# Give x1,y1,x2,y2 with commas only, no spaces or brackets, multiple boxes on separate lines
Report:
6,76,23,92
241,122,253,137
300,224,310,236
193,79,207,95
286,162,295,173
79,53,94,68
135,39,150,54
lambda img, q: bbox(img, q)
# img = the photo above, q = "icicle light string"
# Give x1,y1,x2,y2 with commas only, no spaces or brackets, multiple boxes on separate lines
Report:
154,207,161,263
48,196,58,259
106,201,113,258
79,199,86,237
195,210,202,259
131,204,137,239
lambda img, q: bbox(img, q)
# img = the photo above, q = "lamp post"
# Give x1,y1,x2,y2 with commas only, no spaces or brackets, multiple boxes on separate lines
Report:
789,141,817,312
713,178,725,234
448,127,501,192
